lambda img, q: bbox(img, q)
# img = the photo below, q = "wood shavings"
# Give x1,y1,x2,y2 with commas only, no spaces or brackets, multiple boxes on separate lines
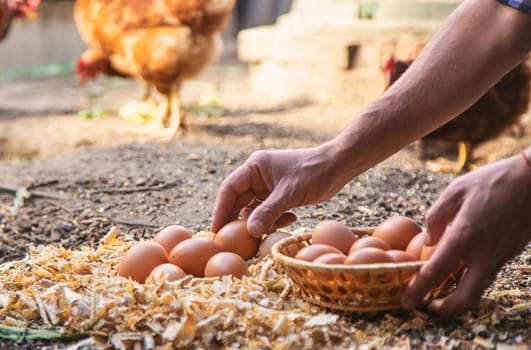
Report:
510,265,531,273
504,302,531,313
0,227,529,348
496,344,530,350
473,335,495,348
304,314,339,328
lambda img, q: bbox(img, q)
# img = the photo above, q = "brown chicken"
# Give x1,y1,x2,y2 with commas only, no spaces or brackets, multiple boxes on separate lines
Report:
0,0,40,41
384,54,530,172
74,0,235,138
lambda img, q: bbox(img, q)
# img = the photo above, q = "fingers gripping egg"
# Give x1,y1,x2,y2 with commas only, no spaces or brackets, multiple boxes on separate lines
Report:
213,220,260,260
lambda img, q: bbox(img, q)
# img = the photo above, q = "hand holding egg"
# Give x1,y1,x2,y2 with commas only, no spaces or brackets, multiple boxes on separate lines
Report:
212,220,260,260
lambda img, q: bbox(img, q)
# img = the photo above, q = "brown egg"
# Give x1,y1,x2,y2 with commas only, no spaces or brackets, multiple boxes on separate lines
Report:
118,241,168,283
386,250,416,280
315,252,346,270
213,220,260,260
385,250,415,263
258,232,296,258
169,238,222,277
153,225,192,254
294,244,343,262
310,252,347,280
420,244,438,261
204,252,250,279
345,247,394,265
405,231,428,260
311,220,356,255
345,247,394,283
149,263,187,282
372,216,422,250
349,236,391,254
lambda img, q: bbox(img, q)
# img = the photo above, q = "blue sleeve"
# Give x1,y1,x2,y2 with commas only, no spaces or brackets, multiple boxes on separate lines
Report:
497,0,531,13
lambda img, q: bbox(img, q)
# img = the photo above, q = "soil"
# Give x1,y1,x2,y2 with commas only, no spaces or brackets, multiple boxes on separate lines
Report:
0,61,530,349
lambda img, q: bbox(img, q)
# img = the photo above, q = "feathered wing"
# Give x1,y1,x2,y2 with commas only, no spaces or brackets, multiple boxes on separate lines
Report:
74,0,234,45
109,26,221,91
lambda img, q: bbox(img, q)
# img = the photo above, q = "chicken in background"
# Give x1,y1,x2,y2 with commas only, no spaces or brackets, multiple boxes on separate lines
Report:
0,0,40,41
384,51,530,173
74,0,235,140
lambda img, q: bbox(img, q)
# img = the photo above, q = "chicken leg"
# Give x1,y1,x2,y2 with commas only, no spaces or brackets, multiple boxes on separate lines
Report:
118,83,157,125
167,84,184,132
425,141,473,174
142,83,152,102
141,84,183,141
456,141,473,173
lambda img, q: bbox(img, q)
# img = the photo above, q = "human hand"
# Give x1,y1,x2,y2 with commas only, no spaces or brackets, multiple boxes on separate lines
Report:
211,145,349,237
401,151,531,316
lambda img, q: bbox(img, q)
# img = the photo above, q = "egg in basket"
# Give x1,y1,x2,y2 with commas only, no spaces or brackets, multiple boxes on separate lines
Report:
272,217,462,312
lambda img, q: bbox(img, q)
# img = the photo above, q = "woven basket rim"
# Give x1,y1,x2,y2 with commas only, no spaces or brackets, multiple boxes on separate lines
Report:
271,227,460,312
272,229,426,272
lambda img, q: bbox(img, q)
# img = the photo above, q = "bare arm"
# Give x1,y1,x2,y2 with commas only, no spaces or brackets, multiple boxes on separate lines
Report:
211,0,531,237
327,0,531,184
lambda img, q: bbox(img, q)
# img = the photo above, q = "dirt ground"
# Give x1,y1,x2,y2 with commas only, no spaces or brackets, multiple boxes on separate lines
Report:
0,61,530,349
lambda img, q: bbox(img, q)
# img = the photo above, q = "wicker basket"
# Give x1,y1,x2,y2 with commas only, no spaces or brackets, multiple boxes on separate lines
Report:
272,227,461,312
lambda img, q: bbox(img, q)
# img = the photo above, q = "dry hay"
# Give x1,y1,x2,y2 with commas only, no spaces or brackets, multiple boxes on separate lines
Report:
0,227,529,349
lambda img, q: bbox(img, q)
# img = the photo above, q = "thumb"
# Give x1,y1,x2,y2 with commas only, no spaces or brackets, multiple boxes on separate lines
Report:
247,191,292,238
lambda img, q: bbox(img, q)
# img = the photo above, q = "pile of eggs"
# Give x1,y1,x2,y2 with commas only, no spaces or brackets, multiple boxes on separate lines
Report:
118,220,292,283
118,215,437,284
294,216,436,271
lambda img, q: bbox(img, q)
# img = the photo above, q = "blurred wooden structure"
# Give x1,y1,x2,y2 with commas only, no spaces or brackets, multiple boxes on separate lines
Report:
238,0,462,103
233,0,292,31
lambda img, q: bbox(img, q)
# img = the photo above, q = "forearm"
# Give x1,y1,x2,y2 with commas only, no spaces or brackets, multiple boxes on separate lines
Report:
325,0,531,183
